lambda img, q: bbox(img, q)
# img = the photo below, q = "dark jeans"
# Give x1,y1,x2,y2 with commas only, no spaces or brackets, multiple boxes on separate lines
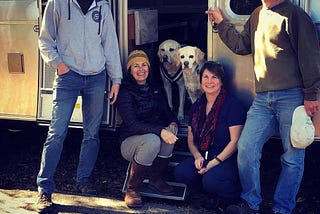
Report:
174,156,241,202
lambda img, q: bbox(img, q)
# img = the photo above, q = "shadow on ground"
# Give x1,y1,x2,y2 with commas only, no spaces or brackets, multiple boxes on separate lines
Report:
0,122,320,213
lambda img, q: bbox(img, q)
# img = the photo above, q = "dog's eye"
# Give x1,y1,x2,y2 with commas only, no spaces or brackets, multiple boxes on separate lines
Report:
161,48,165,52
169,48,175,52
189,55,194,59
181,55,185,59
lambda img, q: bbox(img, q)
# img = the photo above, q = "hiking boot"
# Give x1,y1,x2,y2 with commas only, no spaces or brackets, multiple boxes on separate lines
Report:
125,188,143,208
76,182,97,195
125,161,149,208
35,191,53,213
148,177,174,195
226,200,261,214
148,157,174,195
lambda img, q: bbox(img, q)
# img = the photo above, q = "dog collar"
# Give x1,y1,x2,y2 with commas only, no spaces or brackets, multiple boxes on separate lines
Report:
160,64,183,83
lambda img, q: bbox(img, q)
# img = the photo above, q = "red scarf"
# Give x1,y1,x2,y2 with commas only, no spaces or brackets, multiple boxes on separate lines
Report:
191,89,226,151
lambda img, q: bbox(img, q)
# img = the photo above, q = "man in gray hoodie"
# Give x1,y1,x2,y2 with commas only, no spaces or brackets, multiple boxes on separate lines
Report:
36,0,122,212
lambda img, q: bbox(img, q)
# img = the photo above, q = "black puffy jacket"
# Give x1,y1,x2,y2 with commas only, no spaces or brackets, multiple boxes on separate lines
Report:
116,77,178,142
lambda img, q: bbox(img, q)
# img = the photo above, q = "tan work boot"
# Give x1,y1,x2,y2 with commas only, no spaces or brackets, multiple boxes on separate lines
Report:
35,191,53,213
148,157,174,195
125,160,148,208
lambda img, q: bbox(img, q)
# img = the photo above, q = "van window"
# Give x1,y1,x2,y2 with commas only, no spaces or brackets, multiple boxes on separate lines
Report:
310,1,320,22
230,0,261,15
310,0,320,38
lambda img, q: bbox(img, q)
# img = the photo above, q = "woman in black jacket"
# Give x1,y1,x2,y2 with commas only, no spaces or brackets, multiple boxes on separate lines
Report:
116,50,179,208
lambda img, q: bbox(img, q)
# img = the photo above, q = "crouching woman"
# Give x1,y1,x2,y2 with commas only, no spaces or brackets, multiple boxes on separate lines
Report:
174,61,246,210
116,50,179,208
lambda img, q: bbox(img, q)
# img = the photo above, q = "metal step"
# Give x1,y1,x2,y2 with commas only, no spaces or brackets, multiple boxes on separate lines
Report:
121,162,187,201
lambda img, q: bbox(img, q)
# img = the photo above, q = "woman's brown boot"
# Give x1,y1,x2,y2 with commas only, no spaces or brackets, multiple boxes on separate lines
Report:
148,157,174,195
125,160,148,208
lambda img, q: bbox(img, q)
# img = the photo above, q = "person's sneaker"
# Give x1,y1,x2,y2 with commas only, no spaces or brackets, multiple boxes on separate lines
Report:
76,182,97,195
35,191,53,213
225,200,261,214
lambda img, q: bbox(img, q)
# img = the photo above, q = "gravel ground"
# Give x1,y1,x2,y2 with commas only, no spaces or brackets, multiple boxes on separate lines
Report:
0,121,320,213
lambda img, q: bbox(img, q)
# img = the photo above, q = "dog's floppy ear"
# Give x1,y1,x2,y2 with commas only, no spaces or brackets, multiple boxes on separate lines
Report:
173,51,181,67
157,42,163,59
157,40,167,59
195,47,205,64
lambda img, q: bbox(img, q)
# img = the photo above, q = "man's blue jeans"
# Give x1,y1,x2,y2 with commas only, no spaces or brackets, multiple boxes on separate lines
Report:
37,70,106,194
238,87,305,214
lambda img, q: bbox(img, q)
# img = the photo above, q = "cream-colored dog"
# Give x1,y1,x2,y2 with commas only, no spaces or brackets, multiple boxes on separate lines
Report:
158,39,186,120
174,46,204,103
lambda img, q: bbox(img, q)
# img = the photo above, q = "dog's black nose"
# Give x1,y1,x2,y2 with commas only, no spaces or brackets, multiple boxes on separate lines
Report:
163,55,168,62
184,61,189,66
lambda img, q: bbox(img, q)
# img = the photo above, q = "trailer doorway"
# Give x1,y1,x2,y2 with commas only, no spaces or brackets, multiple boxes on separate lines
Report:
116,1,209,132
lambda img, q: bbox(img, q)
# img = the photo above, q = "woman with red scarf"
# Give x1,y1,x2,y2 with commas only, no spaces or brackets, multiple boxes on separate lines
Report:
174,61,246,211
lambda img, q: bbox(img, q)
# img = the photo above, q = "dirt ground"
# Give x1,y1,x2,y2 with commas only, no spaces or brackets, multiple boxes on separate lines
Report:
0,121,320,213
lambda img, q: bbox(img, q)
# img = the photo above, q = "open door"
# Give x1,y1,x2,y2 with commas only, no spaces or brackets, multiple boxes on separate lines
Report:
207,0,262,110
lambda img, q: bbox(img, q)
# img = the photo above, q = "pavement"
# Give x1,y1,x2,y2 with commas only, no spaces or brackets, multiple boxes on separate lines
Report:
0,189,205,214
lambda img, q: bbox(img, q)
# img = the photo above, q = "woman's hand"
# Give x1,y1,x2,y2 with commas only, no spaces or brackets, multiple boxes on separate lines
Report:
194,156,205,171
160,129,178,144
168,122,178,135
197,159,219,175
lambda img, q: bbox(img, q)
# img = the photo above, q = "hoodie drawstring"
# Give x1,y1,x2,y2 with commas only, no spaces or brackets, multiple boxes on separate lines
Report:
98,6,101,35
68,0,71,20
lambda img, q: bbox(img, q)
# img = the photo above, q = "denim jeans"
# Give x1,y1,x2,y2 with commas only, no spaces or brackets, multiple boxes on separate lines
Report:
37,70,106,194
174,155,241,202
238,87,305,214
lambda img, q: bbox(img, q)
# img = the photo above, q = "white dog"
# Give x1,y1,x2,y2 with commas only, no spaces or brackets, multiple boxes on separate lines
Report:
174,46,204,103
158,39,186,120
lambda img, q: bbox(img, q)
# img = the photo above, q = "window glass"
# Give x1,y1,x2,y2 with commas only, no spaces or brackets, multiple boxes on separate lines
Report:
230,0,261,15
310,0,320,38
310,0,320,22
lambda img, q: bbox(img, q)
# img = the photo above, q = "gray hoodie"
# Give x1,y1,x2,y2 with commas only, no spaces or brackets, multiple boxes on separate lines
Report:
39,0,122,84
